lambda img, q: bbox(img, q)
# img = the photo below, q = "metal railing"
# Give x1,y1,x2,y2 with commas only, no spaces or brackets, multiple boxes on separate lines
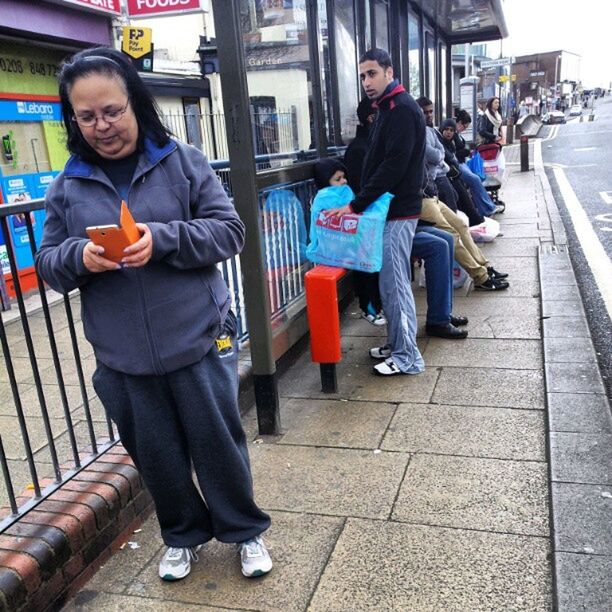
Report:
0,167,317,528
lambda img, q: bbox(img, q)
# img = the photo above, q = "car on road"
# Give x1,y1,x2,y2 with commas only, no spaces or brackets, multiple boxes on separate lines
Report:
542,110,566,124
569,104,583,116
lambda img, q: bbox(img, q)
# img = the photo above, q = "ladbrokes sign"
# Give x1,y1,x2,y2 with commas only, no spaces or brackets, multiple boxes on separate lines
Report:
126,0,204,17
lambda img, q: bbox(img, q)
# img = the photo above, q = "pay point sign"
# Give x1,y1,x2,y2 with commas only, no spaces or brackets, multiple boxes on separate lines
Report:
122,27,154,71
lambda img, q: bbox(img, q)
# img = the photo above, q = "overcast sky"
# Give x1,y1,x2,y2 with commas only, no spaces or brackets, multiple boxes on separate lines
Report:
490,0,611,88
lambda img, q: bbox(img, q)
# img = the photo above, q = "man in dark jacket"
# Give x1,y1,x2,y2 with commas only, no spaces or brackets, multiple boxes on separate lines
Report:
327,48,425,376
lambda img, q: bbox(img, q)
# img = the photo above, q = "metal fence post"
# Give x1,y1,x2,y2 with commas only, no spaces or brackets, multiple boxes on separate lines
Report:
212,0,281,435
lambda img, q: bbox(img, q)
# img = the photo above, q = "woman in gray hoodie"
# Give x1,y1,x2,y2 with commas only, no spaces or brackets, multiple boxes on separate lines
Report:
36,47,272,582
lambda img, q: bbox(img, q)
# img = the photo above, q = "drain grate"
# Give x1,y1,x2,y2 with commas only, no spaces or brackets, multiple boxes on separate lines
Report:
540,244,568,255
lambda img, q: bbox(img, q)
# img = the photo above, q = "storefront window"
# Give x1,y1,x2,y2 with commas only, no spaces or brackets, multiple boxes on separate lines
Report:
374,0,389,51
334,0,359,144
363,0,372,50
316,0,336,146
407,11,420,98
439,42,447,116
426,30,436,104
240,1,315,169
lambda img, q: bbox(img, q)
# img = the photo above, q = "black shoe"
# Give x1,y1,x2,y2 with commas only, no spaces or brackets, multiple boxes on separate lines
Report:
426,323,468,339
475,277,509,291
450,315,469,327
487,266,508,280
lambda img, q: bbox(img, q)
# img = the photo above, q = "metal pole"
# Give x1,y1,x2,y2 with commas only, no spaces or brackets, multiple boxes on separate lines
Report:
464,43,470,77
211,0,280,435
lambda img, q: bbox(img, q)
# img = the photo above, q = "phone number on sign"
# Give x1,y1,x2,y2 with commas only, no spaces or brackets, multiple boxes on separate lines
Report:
0,57,60,77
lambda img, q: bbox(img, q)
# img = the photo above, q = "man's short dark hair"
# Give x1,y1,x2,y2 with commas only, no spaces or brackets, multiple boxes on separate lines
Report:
359,48,392,70
416,96,433,109
455,109,471,124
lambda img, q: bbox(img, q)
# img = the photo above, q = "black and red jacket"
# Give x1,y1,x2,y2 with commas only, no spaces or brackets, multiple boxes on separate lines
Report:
351,82,426,220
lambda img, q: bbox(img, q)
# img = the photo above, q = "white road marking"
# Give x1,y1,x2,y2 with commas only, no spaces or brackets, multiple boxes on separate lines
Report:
595,213,612,223
573,147,597,152
600,192,612,205
553,167,612,320
601,227,612,232
542,125,559,141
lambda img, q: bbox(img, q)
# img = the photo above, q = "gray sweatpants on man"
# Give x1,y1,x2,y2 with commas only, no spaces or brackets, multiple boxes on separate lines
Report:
378,218,425,373
92,315,270,548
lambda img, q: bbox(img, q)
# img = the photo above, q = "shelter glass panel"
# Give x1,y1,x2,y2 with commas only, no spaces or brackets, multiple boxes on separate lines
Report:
374,0,389,51
334,0,360,143
239,1,315,169
316,0,336,146
407,10,420,98
425,29,436,103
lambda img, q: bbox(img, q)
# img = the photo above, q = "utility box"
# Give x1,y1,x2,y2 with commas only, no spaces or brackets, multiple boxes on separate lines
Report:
459,76,479,145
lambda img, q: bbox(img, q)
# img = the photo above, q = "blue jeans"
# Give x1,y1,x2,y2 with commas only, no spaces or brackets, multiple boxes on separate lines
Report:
459,163,496,216
413,226,454,326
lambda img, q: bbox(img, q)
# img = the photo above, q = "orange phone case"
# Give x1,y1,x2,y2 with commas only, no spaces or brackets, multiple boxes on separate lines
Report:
86,201,140,263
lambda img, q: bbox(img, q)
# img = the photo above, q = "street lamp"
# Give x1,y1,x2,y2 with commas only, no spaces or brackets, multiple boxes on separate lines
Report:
554,54,562,97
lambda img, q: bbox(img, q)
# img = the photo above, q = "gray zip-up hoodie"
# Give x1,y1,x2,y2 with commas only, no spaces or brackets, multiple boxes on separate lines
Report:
35,138,245,376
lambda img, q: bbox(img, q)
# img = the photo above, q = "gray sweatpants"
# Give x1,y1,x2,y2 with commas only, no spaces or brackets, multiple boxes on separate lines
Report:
92,313,270,547
378,218,425,373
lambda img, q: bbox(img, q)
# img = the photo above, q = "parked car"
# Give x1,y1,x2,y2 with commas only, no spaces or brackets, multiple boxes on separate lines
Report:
542,110,566,124
569,104,583,116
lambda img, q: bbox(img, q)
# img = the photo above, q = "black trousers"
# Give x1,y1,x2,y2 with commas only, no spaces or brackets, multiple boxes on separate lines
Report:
93,317,270,547
353,271,382,313
452,176,485,226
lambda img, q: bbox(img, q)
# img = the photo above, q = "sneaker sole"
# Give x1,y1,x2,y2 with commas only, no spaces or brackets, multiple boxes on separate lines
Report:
160,569,190,581
242,565,273,578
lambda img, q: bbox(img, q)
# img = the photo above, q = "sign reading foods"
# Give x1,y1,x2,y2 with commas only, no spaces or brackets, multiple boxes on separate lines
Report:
126,0,204,17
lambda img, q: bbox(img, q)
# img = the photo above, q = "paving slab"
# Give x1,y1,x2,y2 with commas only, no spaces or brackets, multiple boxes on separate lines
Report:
543,336,596,363
555,552,612,612
341,335,429,364
126,511,343,612
308,519,552,612
547,392,612,433
450,296,540,319
463,315,541,340
542,315,590,338
545,362,606,394
432,367,545,409
482,256,539,278
0,415,68,460
382,403,545,461
423,338,542,370
552,483,612,555
541,284,582,302
276,397,395,449
550,432,612,485
392,454,549,536
249,444,408,519
541,299,584,317
480,238,540,258
63,593,235,611
496,224,541,238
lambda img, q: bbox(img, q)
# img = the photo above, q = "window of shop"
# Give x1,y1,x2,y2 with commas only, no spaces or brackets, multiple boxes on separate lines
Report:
439,41,447,116
239,1,315,169
407,10,420,98
334,0,360,144
363,0,372,50
374,0,389,51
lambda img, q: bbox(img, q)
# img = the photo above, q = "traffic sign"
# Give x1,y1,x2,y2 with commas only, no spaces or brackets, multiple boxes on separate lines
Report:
481,57,513,69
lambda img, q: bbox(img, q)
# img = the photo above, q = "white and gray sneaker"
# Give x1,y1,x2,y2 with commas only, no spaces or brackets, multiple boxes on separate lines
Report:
238,536,272,578
159,545,202,581
369,345,391,360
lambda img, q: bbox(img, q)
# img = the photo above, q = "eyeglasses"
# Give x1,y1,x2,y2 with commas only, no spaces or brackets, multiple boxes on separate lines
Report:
72,100,129,128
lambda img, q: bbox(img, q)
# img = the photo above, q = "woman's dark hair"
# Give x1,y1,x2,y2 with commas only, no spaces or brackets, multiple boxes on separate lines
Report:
486,96,501,114
455,109,471,125
359,48,392,70
58,47,172,161
356,97,375,126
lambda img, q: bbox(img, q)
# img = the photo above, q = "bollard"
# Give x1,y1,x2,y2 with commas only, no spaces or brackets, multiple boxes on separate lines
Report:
506,118,514,145
588,114,594,122
520,135,529,172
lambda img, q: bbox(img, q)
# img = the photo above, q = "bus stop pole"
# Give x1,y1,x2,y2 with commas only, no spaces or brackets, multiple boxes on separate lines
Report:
212,0,280,435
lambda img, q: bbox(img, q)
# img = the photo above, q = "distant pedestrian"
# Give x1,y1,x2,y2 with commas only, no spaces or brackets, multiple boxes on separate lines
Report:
326,48,426,376
36,47,272,583
477,97,503,145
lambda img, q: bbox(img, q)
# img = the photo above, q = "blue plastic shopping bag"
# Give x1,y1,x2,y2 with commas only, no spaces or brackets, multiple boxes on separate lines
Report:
466,151,486,181
306,185,392,272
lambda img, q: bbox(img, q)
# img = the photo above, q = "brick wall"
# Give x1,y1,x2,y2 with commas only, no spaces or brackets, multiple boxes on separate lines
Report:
0,445,153,612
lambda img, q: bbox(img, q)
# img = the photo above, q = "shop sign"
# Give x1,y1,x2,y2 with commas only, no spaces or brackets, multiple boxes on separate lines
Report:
53,0,122,16
0,100,61,122
122,27,154,71
126,0,204,17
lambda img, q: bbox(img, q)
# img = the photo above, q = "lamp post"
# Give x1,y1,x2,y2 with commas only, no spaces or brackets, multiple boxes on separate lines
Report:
554,54,562,100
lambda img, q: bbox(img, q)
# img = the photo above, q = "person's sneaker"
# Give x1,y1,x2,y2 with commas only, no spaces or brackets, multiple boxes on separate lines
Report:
238,536,272,578
360,311,387,326
159,545,202,581
487,266,508,280
474,277,509,291
369,345,391,360
373,358,404,376
491,203,505,214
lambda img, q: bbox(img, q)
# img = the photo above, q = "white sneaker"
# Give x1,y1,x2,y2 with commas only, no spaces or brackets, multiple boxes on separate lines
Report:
360,311,387,326
373,358,404,376
369,345,391,360
238,536,272,578
159,545,202,581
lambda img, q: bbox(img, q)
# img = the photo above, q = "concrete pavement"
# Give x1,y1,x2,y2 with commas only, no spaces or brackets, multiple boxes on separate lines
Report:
58,143,612,611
